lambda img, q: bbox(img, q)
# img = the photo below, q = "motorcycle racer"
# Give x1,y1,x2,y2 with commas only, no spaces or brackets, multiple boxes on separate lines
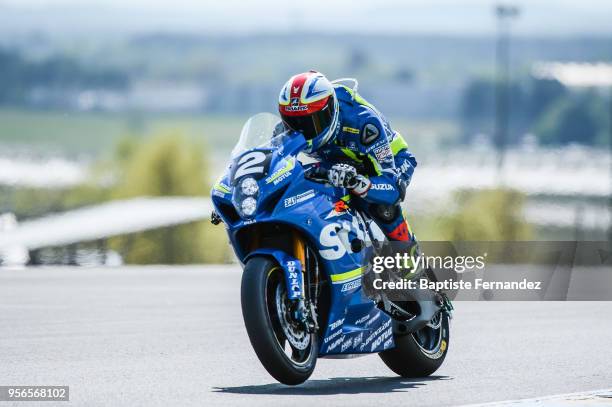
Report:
278,70,417,243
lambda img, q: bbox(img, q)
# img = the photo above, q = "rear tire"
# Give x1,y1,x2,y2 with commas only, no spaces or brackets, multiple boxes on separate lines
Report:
379,312,450,377
241,256,317,385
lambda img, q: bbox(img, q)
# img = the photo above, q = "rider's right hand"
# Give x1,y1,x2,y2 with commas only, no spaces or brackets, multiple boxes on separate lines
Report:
328,163,358,189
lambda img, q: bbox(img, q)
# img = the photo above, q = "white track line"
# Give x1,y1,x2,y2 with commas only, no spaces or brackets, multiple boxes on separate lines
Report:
460,388,612,406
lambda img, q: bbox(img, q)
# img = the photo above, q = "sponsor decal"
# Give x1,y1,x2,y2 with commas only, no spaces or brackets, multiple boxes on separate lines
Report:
341,279,361,292
353,332,363,347
284,97,308,112
328,336,344,351
272,171,291,185
362,319,392,352
334,200,349,212
324,200,349,220
265,158,295,185
319,223,346,260
398,160,411,174
355,315,370,325
319,217,367,260
361,123,380,145
284,189,315,207
324,328,343,344
212,190,226,198
341,338,352,352
329,318,345,330
373,144,392,162
370,183,394,191
286,260,301,298
342,126,360,134
364,312,380,328
370,329,393,352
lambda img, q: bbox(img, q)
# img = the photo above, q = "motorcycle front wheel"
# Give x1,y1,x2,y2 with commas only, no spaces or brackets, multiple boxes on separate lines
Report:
240,256,317,385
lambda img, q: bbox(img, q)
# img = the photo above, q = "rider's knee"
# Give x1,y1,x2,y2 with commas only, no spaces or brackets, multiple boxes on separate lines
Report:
371,203,401,224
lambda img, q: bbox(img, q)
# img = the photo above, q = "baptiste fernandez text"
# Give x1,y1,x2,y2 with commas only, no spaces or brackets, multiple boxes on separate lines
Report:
372,278,542,291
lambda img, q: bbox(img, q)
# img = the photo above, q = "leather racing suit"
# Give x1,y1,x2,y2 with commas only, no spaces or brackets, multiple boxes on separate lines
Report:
309,84,417,243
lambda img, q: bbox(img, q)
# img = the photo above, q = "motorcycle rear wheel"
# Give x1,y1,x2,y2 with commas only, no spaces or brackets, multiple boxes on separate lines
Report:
241,256,317,385
379,312,450,377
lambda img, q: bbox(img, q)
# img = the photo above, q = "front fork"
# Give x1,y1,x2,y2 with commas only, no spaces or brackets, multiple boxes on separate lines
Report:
292,231,319,333
244,233,318,334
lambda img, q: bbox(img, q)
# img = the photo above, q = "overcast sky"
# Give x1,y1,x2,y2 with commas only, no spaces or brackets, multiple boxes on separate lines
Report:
1,0,612,36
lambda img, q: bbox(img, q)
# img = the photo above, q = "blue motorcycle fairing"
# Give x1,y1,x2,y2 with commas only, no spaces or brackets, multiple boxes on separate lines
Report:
212,132,395,356
244,249,304,301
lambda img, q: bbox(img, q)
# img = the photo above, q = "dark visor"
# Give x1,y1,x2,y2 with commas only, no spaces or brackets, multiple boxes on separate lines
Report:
282,97,334,140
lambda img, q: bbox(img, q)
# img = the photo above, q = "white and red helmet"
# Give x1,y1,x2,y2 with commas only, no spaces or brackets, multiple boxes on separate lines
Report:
278,71,339,152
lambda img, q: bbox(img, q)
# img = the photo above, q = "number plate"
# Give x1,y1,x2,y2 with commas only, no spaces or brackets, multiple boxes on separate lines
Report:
230,149,272,184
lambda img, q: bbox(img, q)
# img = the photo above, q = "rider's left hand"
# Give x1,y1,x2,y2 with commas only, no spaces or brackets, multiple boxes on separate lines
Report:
328,163,358,188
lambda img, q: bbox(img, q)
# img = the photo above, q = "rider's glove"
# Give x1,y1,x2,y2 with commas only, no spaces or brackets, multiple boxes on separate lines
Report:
328,163,358,188
351,174,372,197
328,164,372,197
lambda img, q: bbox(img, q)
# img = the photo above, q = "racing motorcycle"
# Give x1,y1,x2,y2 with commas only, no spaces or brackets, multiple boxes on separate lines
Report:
211,113,451,385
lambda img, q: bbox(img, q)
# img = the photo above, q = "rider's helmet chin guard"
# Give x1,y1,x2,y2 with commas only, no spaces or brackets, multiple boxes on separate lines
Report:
278,70,339,153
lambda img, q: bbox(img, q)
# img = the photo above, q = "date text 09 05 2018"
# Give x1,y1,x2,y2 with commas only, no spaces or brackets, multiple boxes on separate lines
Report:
0,386,69,401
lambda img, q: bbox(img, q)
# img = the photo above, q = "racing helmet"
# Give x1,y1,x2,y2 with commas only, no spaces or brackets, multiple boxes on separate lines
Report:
278,71,339,153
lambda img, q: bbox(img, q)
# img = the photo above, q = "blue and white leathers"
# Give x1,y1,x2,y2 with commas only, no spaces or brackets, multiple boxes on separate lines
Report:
212,130,395,356
313,85,416,204
311,85,418,241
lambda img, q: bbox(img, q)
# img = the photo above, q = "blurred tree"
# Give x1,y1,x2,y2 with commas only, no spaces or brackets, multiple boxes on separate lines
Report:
460,78,529,144
6,187,67,219
459,78,495,143
458,76,609,147
114,133,208,198
412,189,532,241
111,133,228,264
527,78,567,121
0,47,129,107
3,133,231,264
0,49,27,104
534,91,608,145
113,136,140,168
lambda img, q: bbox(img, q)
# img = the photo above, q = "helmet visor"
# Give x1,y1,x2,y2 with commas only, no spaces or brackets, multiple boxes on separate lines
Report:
281,97,334,140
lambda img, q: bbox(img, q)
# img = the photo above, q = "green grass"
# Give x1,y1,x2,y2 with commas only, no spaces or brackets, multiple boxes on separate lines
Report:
0,109,458,159
0,109,248,157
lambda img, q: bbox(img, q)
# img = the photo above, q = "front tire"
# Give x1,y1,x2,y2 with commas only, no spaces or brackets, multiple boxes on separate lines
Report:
379,312,450,377
240,256,317,385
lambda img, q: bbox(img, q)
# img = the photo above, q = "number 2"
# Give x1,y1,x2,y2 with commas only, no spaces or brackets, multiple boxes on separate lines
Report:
234,151,266,180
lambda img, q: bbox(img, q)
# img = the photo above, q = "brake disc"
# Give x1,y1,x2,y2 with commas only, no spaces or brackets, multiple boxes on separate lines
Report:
275,285,310,350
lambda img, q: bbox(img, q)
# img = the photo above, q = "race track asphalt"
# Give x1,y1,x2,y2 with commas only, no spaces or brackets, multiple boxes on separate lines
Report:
0,266,611,406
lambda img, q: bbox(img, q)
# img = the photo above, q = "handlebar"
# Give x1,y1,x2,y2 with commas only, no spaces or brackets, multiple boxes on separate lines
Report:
304,165,329,183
